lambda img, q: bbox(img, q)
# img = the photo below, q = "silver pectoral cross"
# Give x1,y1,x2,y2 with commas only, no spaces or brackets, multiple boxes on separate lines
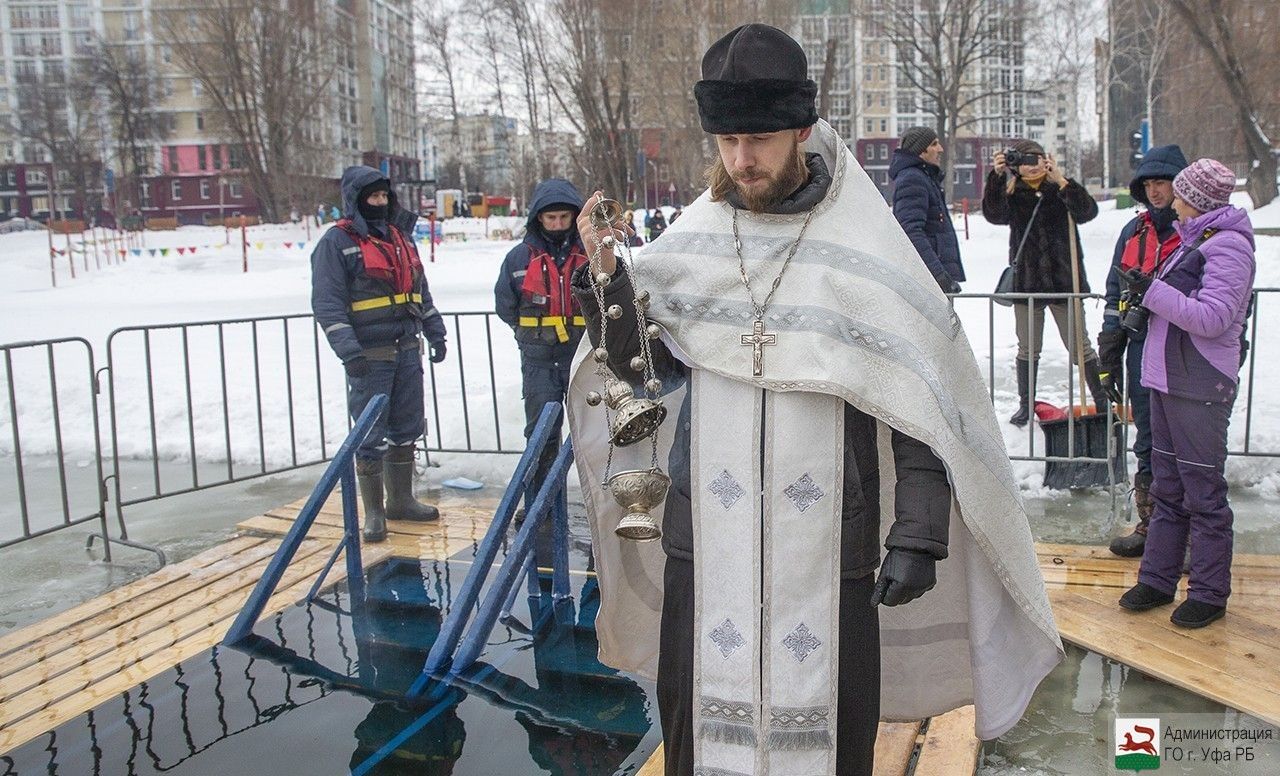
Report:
741,319,776,377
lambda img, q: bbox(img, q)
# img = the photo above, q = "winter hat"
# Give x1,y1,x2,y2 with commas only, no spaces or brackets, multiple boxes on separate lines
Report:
1011,139,1046,158
1129,144,1188,205
900,126,939,156
1173,158,1235,213
357,178,390,203
694,24,818,134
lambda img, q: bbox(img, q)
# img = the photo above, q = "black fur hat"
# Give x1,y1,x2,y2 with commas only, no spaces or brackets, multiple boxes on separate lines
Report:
694,24,818,134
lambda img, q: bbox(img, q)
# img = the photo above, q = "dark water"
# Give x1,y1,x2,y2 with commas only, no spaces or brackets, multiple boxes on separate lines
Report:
0,557,660,775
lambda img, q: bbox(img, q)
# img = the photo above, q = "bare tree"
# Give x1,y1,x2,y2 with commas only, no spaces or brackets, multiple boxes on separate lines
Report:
85,40,169,215
879,0,1031,199
1167,0,1277,207
157,0,340,221
3,67,103,220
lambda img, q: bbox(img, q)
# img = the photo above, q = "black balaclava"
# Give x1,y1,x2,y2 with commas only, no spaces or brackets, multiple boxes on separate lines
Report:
538,208,575,248
1149,200,1177,235
357,179,391,228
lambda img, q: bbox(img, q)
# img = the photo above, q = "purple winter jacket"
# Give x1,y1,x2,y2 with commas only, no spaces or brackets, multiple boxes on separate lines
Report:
1140,205,1256,402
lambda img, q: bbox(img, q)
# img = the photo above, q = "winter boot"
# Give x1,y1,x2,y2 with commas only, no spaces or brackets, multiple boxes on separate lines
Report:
356,458,387,543
1110,471,1153,557
383,445,440,522
1118,582,1174,612
1010,358,1036,427
1084,358,1111,415
1171,599,1226,629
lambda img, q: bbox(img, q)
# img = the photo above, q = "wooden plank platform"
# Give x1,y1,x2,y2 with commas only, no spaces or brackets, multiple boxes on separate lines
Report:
5,486,1278,772
0,530,392,754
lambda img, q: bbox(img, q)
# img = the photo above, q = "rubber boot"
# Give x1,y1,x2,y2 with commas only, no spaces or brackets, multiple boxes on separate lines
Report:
1084,358,1110,415
356,459,387,543
1110,470,1152,557
1010,358,1034,427
383,445,440,522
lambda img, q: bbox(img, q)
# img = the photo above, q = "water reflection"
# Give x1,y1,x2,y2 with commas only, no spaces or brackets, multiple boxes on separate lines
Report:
1,559,653,775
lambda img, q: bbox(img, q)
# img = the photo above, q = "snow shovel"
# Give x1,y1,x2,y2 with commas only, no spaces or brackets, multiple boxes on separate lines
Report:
1040,214,1126,489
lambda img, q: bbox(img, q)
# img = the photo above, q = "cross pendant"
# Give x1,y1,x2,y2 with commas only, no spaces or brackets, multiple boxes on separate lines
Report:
740,319,776,377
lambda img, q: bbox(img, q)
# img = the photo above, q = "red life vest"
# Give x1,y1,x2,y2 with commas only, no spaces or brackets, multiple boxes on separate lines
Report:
336,218,422,295
518,245,589,343
1120,212,1181,276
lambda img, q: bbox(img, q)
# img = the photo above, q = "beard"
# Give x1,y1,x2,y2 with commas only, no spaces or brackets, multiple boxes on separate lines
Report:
706,139,809,213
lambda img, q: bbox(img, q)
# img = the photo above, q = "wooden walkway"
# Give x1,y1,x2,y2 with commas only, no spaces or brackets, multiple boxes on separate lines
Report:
3,488,1278,774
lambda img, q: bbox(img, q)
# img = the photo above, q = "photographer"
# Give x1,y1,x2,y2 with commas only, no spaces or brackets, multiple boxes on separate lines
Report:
981,139,1107,426
1118,159,1254,629
1100,146,1187,557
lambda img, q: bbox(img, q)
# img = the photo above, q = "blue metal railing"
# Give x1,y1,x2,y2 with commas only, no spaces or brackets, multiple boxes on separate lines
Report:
221,394,387,645
415,402,571,686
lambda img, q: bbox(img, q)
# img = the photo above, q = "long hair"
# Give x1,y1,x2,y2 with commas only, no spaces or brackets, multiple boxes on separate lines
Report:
705,156,736,202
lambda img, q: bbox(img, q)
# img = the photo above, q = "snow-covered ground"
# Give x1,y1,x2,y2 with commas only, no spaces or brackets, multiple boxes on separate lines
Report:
1,194,1278,525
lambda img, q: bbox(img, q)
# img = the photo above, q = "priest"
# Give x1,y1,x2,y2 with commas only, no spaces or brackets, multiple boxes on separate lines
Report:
567,24,1062,776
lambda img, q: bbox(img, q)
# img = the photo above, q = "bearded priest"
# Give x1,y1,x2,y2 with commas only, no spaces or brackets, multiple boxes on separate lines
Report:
566,23,1063,776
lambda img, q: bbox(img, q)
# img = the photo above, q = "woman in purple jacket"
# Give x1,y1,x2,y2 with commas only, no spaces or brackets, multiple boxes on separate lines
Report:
1117,159,1255,628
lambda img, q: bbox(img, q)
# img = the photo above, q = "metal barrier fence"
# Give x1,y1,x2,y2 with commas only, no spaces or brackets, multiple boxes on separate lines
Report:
3,292,1278,563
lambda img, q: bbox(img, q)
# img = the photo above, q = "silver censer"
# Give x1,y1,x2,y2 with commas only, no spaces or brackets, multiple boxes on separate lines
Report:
584,197,668,541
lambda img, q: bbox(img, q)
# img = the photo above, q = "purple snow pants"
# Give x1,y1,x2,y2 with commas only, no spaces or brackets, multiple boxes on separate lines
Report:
1138,390,1235,606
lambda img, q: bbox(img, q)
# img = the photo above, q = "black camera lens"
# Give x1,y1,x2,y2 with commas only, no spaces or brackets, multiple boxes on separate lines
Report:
1120,305,1150,336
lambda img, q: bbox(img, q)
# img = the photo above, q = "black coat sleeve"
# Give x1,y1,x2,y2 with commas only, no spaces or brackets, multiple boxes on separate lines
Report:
883,429,951,559
892,170,948,280
1059,179,1099,224
980,169,1012,225
571,263,685,385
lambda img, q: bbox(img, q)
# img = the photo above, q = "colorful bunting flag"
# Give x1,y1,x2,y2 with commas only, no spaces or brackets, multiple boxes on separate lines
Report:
148,249,157,256
284,242,292,248
177,247,187,255
160,248,169,256
131,249,142,256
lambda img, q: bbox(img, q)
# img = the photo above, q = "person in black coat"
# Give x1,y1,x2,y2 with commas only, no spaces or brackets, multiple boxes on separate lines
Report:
981,139,1107,426
890,126,964,292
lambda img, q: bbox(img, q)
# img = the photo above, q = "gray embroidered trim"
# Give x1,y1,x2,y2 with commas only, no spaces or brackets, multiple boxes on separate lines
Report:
767,705,833,751
782,622,822,663
701,696,754,726
708,469,746,509
708,618,746,658
694,769,753,776
783,473,825,513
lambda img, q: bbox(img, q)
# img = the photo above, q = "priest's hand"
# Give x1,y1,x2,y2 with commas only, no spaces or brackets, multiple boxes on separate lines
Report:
869,548,937,607
577,191,635,277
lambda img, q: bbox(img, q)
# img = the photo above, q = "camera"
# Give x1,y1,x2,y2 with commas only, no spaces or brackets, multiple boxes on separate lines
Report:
1119,291,1150,336
1003,148,1041,171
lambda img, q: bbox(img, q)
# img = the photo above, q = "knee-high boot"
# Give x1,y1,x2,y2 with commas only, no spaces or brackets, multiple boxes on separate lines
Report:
1010,358,1037,427
357,459,387,543
383,445,440,522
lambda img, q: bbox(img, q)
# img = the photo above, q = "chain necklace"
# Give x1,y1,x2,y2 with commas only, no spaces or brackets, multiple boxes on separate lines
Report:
732,206,816,376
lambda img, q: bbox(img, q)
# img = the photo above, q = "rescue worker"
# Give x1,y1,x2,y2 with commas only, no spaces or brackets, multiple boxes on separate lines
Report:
1100,145,1188,556
495,178,587,517
311,166,447,542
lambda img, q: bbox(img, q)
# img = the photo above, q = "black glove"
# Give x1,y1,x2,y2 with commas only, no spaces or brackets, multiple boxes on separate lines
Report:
1096,329,1126,405
869,548,937,607
1122,268,1153,296
344,356,371,378
935,274,961,295
429,342,447,363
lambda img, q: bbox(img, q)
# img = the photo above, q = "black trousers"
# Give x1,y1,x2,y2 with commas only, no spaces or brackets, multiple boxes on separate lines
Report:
657,557,881,776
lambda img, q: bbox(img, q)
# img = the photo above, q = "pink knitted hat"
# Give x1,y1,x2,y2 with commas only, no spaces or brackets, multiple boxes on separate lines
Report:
1173,158,1235,213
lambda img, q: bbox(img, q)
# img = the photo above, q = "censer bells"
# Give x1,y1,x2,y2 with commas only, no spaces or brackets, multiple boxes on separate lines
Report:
585,197,667,542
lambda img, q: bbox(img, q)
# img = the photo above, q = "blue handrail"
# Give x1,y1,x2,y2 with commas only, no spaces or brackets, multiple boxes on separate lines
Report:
222,394,388,645
418,401,563,676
